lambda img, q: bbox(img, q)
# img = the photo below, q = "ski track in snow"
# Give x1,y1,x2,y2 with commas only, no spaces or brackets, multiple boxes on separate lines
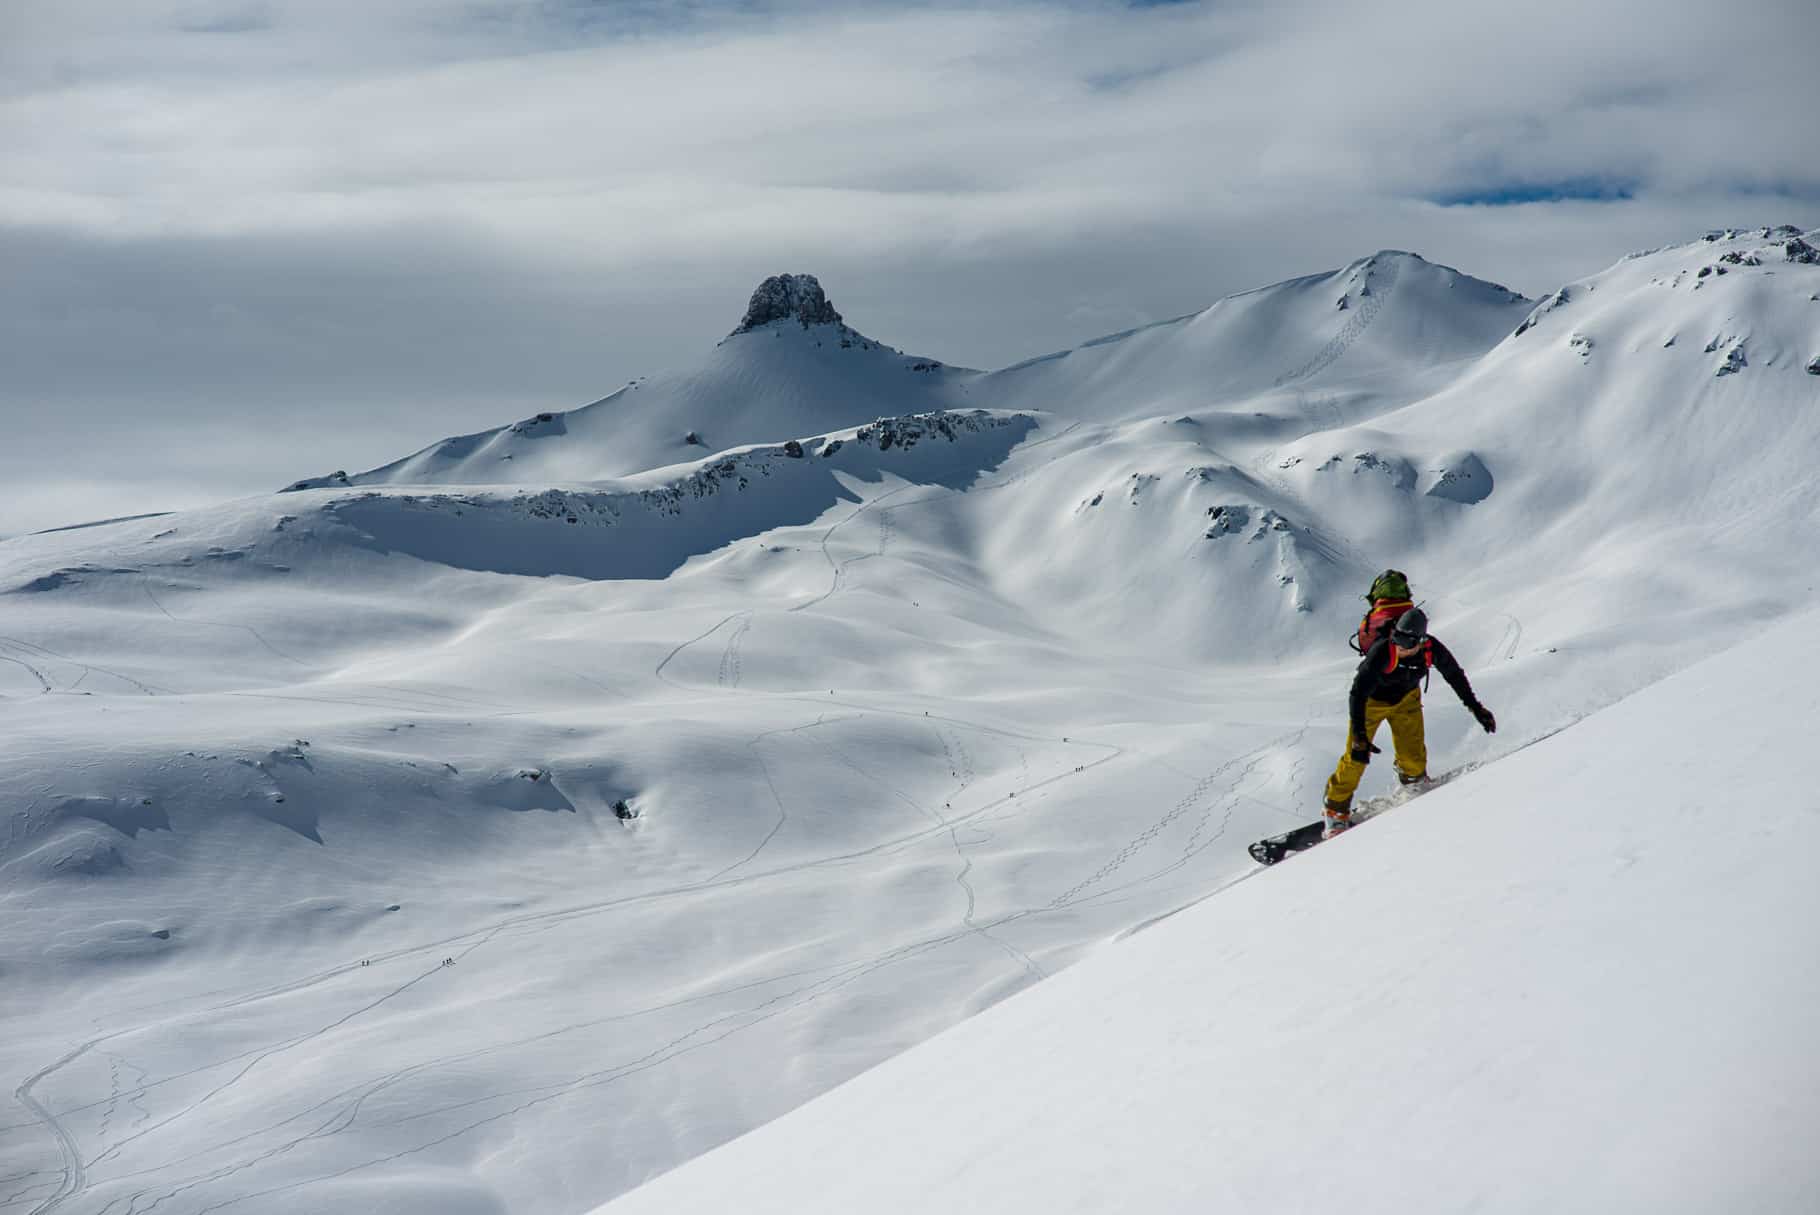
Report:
0,636,167,697
0,650,51,694
706,715,842,883
88,959,866,1214
715,613,751,689
13,1038,95,1215
101,878,1080,1214
138,578,311,670
83,942,501,1178
1273,254,1400,387
1497,612,1523,661
1047,725,1306,911
787,482,922,617
175,926,1016,1214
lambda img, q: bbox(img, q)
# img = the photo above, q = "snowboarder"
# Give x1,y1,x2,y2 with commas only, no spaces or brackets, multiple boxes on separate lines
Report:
1323,606,1495,837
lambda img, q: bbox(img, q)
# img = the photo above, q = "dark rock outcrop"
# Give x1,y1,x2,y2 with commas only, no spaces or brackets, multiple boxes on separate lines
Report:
734,274,844,334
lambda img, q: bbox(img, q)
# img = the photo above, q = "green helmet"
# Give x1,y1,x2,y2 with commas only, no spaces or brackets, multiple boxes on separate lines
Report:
1367,568,1411,603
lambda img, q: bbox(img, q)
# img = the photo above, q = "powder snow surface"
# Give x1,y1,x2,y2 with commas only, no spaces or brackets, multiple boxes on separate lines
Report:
1,230,1816,1214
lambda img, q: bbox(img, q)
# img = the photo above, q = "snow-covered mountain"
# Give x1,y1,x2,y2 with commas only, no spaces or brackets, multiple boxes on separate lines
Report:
282,252,1530,494
282,274,976,491
1,227,1815,1215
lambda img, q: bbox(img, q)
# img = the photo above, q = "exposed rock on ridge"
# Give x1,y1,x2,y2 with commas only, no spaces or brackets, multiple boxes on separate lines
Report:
734,274,844,334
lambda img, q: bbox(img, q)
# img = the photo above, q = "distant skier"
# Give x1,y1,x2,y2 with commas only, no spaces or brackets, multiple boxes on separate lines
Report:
1323,606,1495,837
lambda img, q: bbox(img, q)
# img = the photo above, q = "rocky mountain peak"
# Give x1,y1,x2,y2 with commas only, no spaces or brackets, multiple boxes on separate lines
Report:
734,274,844,334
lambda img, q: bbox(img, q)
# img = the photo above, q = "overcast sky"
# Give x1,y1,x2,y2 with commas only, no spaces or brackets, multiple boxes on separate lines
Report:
3,0,1815,533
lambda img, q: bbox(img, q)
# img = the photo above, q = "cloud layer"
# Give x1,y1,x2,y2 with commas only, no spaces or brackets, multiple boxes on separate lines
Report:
3,0,1814,531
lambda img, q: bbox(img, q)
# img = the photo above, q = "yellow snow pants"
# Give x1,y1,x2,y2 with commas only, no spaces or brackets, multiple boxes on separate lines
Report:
1324,687,1427,807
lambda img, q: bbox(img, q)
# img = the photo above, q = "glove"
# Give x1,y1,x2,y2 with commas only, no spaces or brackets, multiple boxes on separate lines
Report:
1472,704,1497,734
1349,738,1381,764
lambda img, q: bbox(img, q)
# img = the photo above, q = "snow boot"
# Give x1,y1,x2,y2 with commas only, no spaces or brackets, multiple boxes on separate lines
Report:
1397,770,1429,787
1323,798,1353,839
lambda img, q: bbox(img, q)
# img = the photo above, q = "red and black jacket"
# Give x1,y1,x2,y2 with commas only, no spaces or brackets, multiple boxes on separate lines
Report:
1349,635,1481,740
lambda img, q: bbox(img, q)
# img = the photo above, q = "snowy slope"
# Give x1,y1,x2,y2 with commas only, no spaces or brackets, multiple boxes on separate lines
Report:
977,249,1530,421
1,228,1816,1215
601,604,1820,1215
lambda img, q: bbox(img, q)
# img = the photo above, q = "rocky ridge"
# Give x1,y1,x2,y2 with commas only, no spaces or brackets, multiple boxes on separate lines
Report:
733,273,845,334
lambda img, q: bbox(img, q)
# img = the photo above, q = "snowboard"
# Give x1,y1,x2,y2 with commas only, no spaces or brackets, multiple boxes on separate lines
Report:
1246,820,1328,866
1248,771,1458,865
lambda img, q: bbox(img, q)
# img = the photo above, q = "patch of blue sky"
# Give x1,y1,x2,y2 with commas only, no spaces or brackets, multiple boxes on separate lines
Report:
1432,179,1638,207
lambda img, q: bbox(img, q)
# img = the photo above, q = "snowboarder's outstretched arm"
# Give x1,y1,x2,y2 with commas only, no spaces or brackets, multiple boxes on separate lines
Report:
1430,638,1496,732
